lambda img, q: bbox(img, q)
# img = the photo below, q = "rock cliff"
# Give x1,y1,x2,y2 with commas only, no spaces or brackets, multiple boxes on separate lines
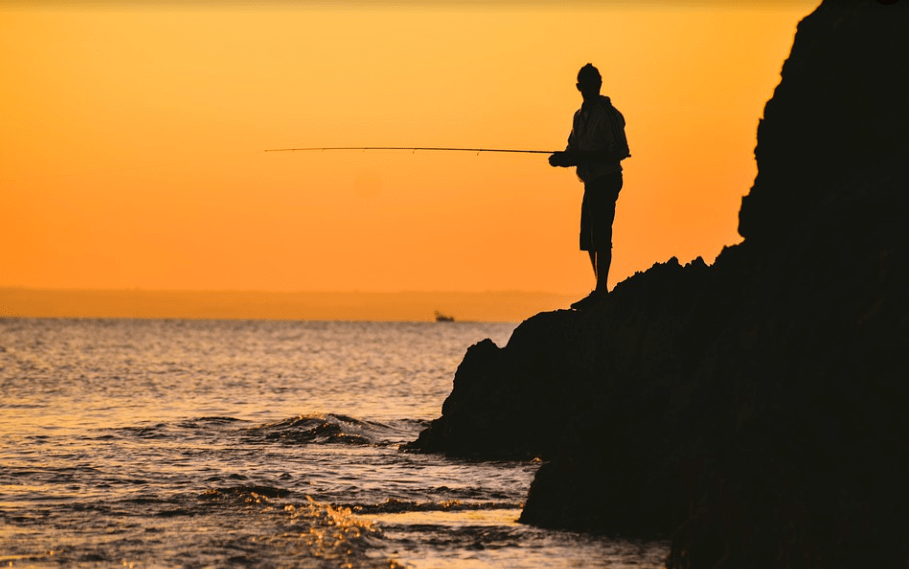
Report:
408,2,909,567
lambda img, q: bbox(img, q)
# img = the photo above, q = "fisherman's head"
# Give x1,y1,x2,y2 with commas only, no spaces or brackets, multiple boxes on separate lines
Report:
576,63,602,101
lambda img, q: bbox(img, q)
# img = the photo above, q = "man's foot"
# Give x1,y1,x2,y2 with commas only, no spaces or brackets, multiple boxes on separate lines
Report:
570,289,606,310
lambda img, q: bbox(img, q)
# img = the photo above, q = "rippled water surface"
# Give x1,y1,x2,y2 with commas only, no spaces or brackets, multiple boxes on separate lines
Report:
0,318,668,568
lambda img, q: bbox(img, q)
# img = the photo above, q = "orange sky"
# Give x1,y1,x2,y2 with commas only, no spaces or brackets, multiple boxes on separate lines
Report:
1,2,818,297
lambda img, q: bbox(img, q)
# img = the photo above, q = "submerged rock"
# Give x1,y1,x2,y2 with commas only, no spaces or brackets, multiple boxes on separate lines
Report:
409,1,909,567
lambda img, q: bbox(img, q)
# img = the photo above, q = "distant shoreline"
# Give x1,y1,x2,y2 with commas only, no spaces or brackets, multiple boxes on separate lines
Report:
0,288,579,323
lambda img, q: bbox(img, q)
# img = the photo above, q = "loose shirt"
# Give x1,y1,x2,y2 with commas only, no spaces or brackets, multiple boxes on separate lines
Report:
567,95,630,183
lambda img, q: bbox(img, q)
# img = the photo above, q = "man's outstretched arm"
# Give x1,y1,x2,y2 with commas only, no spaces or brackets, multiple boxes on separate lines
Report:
548,148,628,167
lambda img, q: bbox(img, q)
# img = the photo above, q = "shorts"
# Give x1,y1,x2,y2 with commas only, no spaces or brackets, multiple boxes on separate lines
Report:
580,172,623,252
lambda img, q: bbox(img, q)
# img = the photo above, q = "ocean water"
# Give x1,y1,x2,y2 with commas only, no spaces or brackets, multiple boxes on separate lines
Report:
0,318,668,568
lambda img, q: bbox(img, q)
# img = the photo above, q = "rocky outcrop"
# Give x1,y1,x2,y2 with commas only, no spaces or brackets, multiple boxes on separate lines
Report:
408,1,909,567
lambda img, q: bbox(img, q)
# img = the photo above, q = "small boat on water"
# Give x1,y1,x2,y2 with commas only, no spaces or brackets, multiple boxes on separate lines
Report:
434,311,455,322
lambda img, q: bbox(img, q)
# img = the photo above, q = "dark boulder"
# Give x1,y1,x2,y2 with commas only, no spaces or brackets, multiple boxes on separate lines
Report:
409,1,909,567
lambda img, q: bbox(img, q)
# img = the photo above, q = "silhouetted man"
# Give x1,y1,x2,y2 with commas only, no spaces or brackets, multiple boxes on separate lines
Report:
550,63,630,310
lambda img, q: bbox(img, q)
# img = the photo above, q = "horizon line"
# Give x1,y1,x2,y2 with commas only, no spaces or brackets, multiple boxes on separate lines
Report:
0,286,581,296
0,288,581,322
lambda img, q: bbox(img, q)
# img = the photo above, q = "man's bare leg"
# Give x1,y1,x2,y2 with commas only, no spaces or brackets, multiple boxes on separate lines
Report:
573,250,611,309
594,249,611,294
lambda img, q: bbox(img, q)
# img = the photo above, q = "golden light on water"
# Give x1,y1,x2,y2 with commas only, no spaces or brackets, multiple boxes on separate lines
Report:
357,507,523,527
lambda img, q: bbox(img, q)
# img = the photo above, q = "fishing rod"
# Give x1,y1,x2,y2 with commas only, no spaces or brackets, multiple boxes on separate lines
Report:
264,146,556,155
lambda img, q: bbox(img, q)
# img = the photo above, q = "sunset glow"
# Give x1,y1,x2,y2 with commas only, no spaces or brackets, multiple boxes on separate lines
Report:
1,2,818,317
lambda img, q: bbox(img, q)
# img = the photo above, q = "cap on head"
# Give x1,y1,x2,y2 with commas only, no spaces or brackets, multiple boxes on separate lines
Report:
577,63,602,88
